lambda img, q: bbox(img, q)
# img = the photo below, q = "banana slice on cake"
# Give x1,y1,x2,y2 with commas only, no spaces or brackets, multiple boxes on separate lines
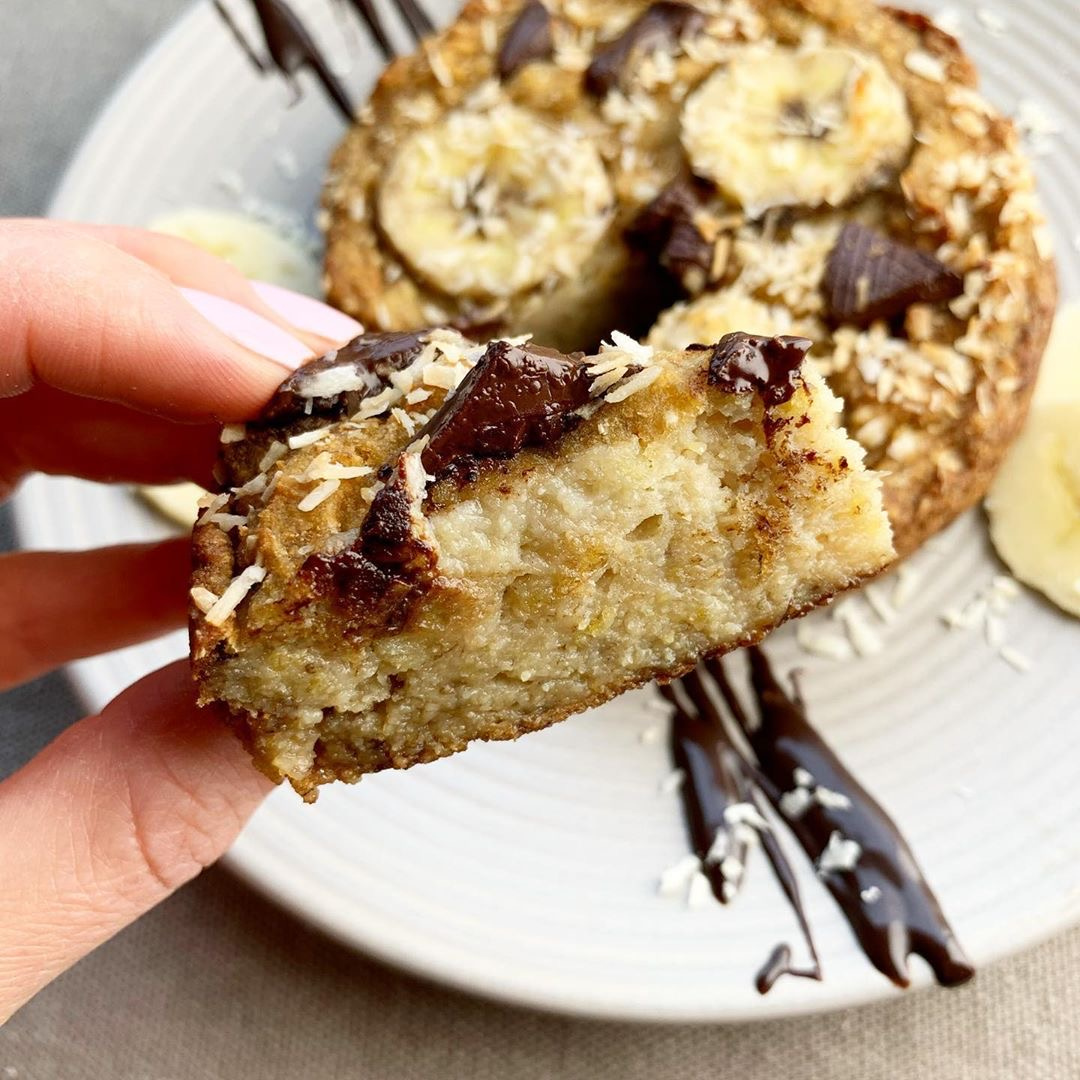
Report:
377,103,614,300
681,47,912,217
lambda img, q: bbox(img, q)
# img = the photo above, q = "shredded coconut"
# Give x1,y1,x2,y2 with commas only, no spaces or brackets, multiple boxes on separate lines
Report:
686,871,714,909
287,427,332,450
189,586,219,614
605,365,662,403
297,478,341,512
904,50,947,83
817,831,862,876
204,565,267,627
658,854,701,896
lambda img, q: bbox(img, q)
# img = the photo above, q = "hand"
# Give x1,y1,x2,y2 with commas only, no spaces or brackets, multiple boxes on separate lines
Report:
0,219,362,1021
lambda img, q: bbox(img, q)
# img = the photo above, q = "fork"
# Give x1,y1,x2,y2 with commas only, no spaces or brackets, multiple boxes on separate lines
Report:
215,0,436,122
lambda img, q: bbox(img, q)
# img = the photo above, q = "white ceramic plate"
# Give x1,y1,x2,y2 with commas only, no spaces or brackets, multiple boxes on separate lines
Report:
16,0,1080,1022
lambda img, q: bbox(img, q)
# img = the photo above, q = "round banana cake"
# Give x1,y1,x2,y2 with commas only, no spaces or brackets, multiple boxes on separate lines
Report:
321,0,1056,556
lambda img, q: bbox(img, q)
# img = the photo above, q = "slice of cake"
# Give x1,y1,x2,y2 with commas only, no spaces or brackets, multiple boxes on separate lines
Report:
191,329,894,799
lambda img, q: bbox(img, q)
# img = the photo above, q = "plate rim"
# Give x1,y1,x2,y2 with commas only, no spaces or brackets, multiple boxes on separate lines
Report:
21,0,1080,1024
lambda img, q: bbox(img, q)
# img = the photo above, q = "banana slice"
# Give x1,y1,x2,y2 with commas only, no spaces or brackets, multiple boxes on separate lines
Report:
137,482,209,530
377,103,614,300
986,406,1080,617
646,288,816,351
681,47,912,217
149,208,321,296
987,305,1080,617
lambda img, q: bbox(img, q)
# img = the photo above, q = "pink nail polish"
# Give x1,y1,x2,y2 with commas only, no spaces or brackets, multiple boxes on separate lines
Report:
179,288,313,370
251,281,365,344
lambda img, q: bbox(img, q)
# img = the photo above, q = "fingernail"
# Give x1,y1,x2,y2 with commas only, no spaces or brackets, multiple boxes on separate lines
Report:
179,287,313,370
251,281,364,344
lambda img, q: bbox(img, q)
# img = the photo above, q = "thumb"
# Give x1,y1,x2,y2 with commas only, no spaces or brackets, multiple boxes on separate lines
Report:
0,661,273,1022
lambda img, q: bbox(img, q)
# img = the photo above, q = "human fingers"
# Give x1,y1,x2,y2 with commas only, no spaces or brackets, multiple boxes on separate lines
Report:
0,219,310,418
55,222,363,351
0,539,191,692
0,660,274,1022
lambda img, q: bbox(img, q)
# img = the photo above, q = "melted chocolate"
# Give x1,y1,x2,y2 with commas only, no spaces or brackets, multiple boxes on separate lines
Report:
707,333,812,407
628,176,714,286
824,223,963,327
585,2,706,96
665,650,974,993
301,454,436,629
418,340,590,481
663,669,822,993
498,0,555,80
262,331,428,425
738,648,975,989
215,0,355,122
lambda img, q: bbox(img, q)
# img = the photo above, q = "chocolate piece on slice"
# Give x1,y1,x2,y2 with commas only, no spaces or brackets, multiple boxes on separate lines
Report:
708,332,813,407
418,340,590,479
262,330,428,423
497,0,554,80
824,223,963,327
585,2,706,96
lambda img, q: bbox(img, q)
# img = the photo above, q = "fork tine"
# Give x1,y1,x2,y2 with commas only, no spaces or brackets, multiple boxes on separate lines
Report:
394,0,435,40
341,0,396,61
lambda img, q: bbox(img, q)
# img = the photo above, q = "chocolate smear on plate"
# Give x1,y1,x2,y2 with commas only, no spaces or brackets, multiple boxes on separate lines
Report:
663,648,973,992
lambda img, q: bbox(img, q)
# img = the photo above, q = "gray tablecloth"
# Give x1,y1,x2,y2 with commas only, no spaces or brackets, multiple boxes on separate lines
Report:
3,4,1080,1077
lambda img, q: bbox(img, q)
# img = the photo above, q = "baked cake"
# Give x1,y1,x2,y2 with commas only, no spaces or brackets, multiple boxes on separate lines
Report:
191,330,893,798
322,0,1056,555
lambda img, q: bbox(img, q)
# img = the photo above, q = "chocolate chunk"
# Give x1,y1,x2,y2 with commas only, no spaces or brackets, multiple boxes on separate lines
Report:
497,0,554,80
418,340,590,480
261,330,427,424
707,333,812,407
301,454,437,628
824,224,963,327
628,176,714,284
585,2,706,96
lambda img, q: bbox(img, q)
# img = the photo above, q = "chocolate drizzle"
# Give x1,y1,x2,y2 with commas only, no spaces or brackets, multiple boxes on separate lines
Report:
707,333,812,407
214,0,355,121
585,2,706,96
262,331,428,425
665,648,974,993
417,340,590,482
498,0,555,80
662,667,822,992
740,648,975,989
824,223,963,327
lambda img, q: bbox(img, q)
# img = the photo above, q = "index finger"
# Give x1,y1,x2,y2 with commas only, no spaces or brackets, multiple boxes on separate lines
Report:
0,219,307,422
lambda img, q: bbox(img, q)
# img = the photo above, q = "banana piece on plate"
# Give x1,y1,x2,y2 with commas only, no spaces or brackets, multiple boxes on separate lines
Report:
377,103,614,300
137,482,209,530
681,46,912,217
987,307,1080,617
149,208,321,296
